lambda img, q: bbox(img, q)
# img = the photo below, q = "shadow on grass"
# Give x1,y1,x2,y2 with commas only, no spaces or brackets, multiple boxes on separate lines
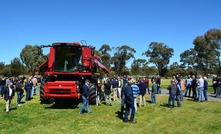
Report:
115,110,124,120
45,99,80,109
159,103,168,108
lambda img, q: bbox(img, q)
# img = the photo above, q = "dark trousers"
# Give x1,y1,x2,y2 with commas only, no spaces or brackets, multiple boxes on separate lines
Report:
192,86,197,99
124,103,135,122
185,86,192,97
203,90,208,101
168,94,175,108
176,94,181,107
213,86,217,94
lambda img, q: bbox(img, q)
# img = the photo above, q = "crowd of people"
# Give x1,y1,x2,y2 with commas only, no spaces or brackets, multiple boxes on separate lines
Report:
0,75,39,112
1,73,220,124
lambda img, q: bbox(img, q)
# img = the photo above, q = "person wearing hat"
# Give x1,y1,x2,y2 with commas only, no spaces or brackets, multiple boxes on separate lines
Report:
79,79,91,114
3,80,15,112
123,79,136,123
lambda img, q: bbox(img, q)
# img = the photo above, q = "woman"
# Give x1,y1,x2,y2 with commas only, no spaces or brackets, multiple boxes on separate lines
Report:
3,80,14,112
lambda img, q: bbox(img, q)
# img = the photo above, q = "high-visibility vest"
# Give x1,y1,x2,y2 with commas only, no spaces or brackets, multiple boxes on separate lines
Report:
181,80,185,90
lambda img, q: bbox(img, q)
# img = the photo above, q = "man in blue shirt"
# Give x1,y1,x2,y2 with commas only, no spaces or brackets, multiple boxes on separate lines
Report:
79,79,91,114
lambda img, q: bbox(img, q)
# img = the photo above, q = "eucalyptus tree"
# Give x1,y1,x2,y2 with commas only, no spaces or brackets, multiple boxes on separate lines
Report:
143,42,174,76
111,45,136,76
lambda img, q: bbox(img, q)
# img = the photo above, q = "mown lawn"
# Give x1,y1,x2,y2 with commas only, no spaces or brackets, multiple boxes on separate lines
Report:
0,91,221,134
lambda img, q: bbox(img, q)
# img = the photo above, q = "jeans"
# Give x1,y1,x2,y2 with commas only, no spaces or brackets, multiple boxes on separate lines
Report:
203,90,208,101
168,94,175,108
0,85,4,97
124,103,135,122
31,86,38,96
79,96,90,113
157,87,161,94
180,90,184,101
216,87,221,97
17,91,23,105
151,93,156,103
176,94,181,107
26,89,31,101
198,87,204,102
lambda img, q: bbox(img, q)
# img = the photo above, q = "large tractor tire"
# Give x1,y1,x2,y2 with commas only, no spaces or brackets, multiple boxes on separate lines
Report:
40,78,54,104
89,84,96,104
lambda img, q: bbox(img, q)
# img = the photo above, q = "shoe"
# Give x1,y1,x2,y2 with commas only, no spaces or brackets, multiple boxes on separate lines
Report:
109,103,112,106
123,120,128,123
17,104,21,106
129,120,137,123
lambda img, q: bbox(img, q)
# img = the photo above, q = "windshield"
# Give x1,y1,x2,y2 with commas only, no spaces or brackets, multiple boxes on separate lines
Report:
54,45,82,72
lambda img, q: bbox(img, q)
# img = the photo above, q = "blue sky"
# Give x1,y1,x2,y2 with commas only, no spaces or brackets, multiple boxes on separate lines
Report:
1,0,221,66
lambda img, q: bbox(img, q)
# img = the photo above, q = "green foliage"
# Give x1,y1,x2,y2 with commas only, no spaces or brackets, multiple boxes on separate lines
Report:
143,42,174,76
111,45,136,76
10,57,24,76
20,45,46,74
98,44,112,69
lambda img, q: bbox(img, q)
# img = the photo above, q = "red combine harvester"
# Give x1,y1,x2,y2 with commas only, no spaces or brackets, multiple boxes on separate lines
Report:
38,41,110,105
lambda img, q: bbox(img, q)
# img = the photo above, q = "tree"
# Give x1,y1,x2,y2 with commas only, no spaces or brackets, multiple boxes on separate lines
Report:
10,57,24,76
20,45,46,74
131,59,147,76
111,45,136,76
0,62,5,75
98,44,112,69
204,29,221,74
180,48,198,75
143,42,174,76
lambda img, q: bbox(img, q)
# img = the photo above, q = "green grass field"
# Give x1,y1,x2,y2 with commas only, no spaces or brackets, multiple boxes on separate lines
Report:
0,79,220,134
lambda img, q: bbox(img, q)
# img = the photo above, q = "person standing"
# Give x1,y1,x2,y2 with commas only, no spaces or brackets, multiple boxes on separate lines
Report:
151,79,157,103
203,77,208,101
167,80,177,108
131,80,139,112
192,75,197,99
79,79,91,114
15,78,24,106
25,78,33,101
137,78,147,107
3,80,15,112
123,79,136,123
0,77,5,97
31,75,38,96
144,77,150,94
212,76,218,94
156,75,161,94
176,79,182,107
104,78,112,106
197,75,204,102
185,75,192,97
112,77,118,101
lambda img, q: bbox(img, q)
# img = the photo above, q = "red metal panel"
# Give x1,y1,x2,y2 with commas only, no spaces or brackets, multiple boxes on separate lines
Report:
48,47,54,72
44,81,81,98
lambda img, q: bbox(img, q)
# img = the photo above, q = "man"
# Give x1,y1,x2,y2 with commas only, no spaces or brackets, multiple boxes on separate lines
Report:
79,79,91,114
137,78,147,107
123,79,136,123
197,75,204,102
131,79,139,112
104,78,112,106
3,80,15,112
16,78,24,106
167,79,177,108
185,75,192,97
156,75,161,94
31,75,38,96
112,77,118,101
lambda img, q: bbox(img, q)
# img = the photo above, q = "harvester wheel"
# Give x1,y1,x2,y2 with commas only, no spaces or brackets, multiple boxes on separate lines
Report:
40,78,54,104
89,84,96,104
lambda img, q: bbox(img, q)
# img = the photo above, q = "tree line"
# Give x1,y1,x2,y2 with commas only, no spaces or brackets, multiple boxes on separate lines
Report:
0,28,220,77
